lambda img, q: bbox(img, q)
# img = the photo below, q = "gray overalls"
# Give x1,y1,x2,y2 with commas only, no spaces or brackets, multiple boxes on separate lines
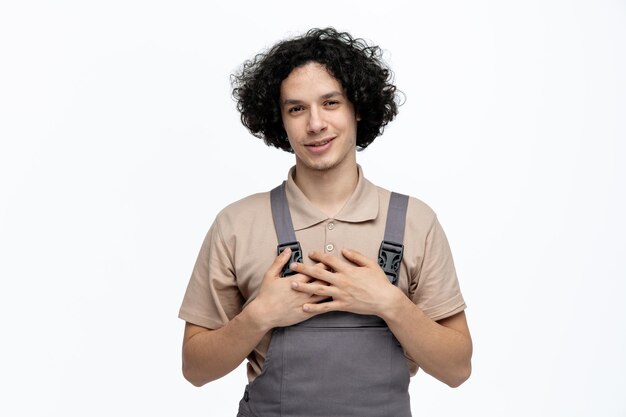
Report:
237,183,412,417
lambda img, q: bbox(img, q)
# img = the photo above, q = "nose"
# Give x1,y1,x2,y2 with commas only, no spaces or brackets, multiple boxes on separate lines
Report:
307,106,327,134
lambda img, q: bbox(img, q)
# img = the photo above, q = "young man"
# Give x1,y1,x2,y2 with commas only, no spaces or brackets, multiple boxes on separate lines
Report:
179,28,472,417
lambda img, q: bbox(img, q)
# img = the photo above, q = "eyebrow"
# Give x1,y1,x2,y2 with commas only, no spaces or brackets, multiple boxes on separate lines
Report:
281,91,344,106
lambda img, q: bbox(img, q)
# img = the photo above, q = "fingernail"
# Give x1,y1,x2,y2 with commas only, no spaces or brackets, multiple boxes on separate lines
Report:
290,262,298,270
291,281,298,289
282,247,291,255
303,304,310,312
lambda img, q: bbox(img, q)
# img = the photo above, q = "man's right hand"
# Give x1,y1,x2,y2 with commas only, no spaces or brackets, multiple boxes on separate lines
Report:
246,247,328,330
182,248,330,386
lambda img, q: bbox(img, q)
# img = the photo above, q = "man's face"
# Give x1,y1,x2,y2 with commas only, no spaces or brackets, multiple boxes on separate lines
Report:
280,62,358,173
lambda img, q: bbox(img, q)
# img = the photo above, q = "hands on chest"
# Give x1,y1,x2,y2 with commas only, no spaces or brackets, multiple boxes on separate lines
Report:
250,246,404,330
290,248,403,317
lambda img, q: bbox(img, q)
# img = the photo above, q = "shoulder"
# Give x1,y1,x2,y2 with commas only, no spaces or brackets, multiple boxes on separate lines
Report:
373,183,437,229
212,191,273,238
217,191,271,218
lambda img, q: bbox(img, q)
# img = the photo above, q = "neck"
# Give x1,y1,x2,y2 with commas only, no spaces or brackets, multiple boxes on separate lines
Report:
292,160,359,218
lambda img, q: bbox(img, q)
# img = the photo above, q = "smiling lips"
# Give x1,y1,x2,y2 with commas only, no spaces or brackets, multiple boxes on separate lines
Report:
305,137,335,148
304,137,335,154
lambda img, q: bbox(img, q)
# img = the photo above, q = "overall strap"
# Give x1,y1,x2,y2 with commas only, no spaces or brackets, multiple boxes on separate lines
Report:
270,182,409,284
378,192,409,284
270,182,303,277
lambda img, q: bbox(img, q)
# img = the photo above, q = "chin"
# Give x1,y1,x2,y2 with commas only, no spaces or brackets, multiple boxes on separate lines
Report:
305,159,339,172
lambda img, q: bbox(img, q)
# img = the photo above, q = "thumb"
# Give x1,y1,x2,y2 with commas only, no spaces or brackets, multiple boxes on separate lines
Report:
265,247,292,279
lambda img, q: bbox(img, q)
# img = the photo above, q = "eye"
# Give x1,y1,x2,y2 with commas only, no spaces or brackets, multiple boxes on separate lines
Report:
325,100,340,108
288,105,304,114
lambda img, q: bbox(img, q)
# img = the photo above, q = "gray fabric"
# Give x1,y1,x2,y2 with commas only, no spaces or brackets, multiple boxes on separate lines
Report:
384,192,409,245
379,192,409,284
241,318,411,417
270,182,298,245
237,188,413,416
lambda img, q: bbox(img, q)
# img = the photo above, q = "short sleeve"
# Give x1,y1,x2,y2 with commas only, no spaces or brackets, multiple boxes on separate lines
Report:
178,217,245,329
410,216,466,321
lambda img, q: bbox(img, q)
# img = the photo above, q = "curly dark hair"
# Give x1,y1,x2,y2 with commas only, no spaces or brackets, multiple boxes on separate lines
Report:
231,27,400,152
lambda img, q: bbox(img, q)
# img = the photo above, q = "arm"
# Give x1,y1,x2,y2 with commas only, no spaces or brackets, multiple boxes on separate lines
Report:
381,295,472,387
290,248,472,387
182,248,327,387
182,309,267,387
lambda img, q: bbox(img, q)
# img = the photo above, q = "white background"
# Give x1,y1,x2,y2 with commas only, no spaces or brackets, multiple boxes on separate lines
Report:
1,1,625,416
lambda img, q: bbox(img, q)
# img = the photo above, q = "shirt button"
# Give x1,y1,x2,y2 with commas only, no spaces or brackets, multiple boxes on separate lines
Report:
327,222,335,230
326,243,334,252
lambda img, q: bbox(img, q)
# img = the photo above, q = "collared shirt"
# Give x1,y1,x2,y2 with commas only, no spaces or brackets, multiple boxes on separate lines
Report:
179,165,466,381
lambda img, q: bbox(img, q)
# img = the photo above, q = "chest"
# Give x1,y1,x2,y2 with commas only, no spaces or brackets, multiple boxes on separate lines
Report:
233,217,410,302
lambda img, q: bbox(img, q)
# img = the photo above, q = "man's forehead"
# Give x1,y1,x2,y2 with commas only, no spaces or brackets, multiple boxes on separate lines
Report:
280,64,346,101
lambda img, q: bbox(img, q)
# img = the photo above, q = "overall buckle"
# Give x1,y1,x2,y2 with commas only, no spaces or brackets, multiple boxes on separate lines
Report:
277,241,303,277
378,240,404,284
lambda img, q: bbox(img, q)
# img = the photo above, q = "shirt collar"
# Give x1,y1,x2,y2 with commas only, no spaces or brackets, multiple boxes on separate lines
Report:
284,164,380,231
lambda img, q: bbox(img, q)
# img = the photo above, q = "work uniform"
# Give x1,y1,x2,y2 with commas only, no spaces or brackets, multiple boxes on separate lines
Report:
179,165,466,416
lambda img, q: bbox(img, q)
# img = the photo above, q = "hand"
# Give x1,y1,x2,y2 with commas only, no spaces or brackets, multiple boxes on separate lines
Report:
246,248,329,330
289,248,404,317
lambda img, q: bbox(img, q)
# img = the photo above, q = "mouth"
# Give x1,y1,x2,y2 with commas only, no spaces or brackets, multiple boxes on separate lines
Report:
305,137,335,148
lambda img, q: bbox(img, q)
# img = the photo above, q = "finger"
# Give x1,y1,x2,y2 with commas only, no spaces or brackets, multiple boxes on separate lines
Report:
266,247,292,279
290,261,337,285
290,262,329,283
308,278,330,285
308,262,330,282
315,261,330,271
302,300,341,314
308,294,330,304
307,251,349,272
341,248,375,268
292,276,329,285
291,281,339,298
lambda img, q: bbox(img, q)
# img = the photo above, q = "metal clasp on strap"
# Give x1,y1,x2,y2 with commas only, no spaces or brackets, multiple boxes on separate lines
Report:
277,241,303,277
378,240,404,284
